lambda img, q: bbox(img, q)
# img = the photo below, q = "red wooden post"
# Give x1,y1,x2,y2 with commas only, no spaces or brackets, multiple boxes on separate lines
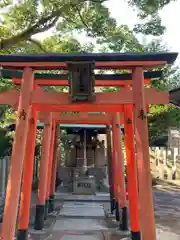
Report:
132,67,156,240
106,125,115,214
45,121,56,217
17,106,38,240
34,113,52,230
112,122,120,222
1,67,34,240
112,112,128,230
124,104,140,240
49,124,60,212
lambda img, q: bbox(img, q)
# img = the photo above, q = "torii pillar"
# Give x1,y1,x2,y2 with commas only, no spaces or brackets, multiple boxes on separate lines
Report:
49,124,60,212
17,106,38,240
106,125,115,214
132,67,156,240
112,113,128,230
44,121,56,219
34,113,52,230
112,120,120,222
1,67,34,240
124,104,140,240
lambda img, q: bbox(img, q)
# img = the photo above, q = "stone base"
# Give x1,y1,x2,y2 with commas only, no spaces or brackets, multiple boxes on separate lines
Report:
131,231,141,240
34,205,45,230
119,207,128,231
115,200,120,222
44,200,49,220
17,229,28,240
48,195,55,213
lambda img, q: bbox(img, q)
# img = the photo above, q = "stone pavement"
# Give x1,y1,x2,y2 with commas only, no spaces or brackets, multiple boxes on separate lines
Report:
55,193,110,202
28,200,129,240
59,202,105,217
27,191,180,240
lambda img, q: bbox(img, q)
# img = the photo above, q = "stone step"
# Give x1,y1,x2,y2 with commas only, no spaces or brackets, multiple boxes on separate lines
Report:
53,218,107,232
59,202,105,218
55,192,110,202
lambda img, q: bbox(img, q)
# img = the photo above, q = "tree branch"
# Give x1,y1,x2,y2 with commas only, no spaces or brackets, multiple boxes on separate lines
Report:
74,5,92,34
28,38,47,52
88,0,106,2
0,12,59,50
0,0,107,50
71,2,109,40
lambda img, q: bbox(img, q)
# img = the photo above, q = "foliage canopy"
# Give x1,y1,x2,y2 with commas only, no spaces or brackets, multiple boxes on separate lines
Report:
0,0,179,155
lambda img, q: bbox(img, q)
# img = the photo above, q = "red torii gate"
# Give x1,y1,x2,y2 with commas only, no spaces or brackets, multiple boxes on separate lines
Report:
7,69,157,235
6,71,153,239
0,52,177,240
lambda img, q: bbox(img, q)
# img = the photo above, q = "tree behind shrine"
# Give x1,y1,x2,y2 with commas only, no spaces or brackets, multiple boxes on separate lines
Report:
0,0,179,155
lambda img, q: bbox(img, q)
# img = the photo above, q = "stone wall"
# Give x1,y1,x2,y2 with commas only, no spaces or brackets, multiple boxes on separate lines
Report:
150,147,180,180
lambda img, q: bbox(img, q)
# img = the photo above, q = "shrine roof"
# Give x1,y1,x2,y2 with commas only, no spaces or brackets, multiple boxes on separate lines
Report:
37,123,123,129
59,123,124,134
169,87,180,107
60,124,107,129
7,123,112,133
1,69,163,81
37,123,107,134
0,52,177,70
38,123,107,129
0,52,177,63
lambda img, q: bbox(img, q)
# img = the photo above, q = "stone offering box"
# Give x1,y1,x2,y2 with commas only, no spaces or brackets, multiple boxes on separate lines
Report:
73,176,96,195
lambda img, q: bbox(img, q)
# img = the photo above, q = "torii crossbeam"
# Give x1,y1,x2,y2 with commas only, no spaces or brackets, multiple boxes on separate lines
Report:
1,69,162,86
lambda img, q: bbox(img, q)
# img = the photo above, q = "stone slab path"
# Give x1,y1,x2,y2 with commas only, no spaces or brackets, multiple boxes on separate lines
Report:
49,202,108,239
59,202,105,218
29,201,115,240
28,190,180,240
55,193,110,202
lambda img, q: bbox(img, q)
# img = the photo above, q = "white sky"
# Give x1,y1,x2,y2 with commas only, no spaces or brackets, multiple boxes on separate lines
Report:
104,0,180,64
35,0,180,64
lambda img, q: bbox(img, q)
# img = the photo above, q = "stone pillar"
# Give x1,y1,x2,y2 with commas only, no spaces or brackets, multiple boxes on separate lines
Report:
65,147,71,167
87,147,94,167
95,146,101,167
83,130,87,169
70,146,76,167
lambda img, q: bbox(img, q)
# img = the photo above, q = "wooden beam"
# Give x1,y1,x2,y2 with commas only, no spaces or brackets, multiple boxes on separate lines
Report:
12,78,151,87
0,89,19,106
31,88,169,106
0,60,167,70
38,112,124,124
33,104,123,112
0,88,169,113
